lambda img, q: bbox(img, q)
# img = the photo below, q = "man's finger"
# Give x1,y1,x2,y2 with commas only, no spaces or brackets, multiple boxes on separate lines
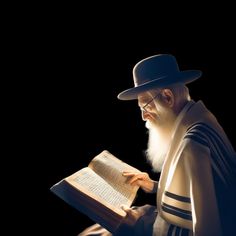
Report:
122,172,136,177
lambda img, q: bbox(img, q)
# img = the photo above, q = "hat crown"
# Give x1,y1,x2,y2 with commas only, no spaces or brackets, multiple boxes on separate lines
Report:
133,54,179,86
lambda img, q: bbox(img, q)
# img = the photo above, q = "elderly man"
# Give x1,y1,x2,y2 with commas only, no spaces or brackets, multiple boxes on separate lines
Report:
79,54,236,236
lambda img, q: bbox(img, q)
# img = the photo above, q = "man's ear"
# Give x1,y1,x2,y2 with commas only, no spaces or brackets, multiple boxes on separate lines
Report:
161,89,174,107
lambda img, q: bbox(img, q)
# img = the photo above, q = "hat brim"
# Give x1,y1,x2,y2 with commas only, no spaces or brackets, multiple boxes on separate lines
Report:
117,70,202,100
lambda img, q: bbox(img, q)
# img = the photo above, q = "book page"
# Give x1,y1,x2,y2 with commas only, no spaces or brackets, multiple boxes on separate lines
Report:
66,167,132,216
88,150,141,203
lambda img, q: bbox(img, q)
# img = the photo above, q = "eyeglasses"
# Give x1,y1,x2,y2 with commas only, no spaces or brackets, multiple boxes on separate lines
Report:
141,93,160,113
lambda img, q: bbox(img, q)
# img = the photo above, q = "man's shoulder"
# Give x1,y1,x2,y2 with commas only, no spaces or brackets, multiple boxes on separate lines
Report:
184,122,211,148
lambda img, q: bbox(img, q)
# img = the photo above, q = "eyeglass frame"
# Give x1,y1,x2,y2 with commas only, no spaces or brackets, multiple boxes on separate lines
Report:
141,93,160,113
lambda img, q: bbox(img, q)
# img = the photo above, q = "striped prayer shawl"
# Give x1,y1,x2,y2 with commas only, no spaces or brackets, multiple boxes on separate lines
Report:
162,190,192,236
167,224,190,236
183,122,236,235
185,122,236,187
162,122,236,235
161,191,192,221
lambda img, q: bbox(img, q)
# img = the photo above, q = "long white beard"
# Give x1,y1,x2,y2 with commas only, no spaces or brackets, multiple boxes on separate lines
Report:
145,121,172,173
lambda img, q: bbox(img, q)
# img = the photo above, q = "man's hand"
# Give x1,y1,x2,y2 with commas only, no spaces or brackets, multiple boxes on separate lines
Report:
120,204,154,226
122,171,155,193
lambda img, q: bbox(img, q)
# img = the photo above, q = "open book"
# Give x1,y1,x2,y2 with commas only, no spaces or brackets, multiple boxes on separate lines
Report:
50,150,141,233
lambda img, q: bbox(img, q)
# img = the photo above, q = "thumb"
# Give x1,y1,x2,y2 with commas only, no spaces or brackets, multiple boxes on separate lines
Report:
120,204,132,213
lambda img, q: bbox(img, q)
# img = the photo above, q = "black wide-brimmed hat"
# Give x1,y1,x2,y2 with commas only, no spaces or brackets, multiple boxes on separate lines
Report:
117,54,202,100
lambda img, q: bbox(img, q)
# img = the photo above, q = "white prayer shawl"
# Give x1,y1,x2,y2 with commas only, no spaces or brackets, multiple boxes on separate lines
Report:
153,100,236,236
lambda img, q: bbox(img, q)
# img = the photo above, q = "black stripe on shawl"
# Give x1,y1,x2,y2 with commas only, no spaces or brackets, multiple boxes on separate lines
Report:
167,224,175,236
161,203,192,221
165,191,191,203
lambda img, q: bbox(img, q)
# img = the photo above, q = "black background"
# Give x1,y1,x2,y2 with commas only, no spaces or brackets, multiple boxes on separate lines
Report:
17,5,236,236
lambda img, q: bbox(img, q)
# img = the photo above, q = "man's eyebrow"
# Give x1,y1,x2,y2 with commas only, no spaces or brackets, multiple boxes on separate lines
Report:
138,95,149,101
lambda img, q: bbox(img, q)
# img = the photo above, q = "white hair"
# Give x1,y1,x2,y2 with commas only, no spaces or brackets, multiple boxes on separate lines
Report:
145,120,172,173
144,84,190,172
